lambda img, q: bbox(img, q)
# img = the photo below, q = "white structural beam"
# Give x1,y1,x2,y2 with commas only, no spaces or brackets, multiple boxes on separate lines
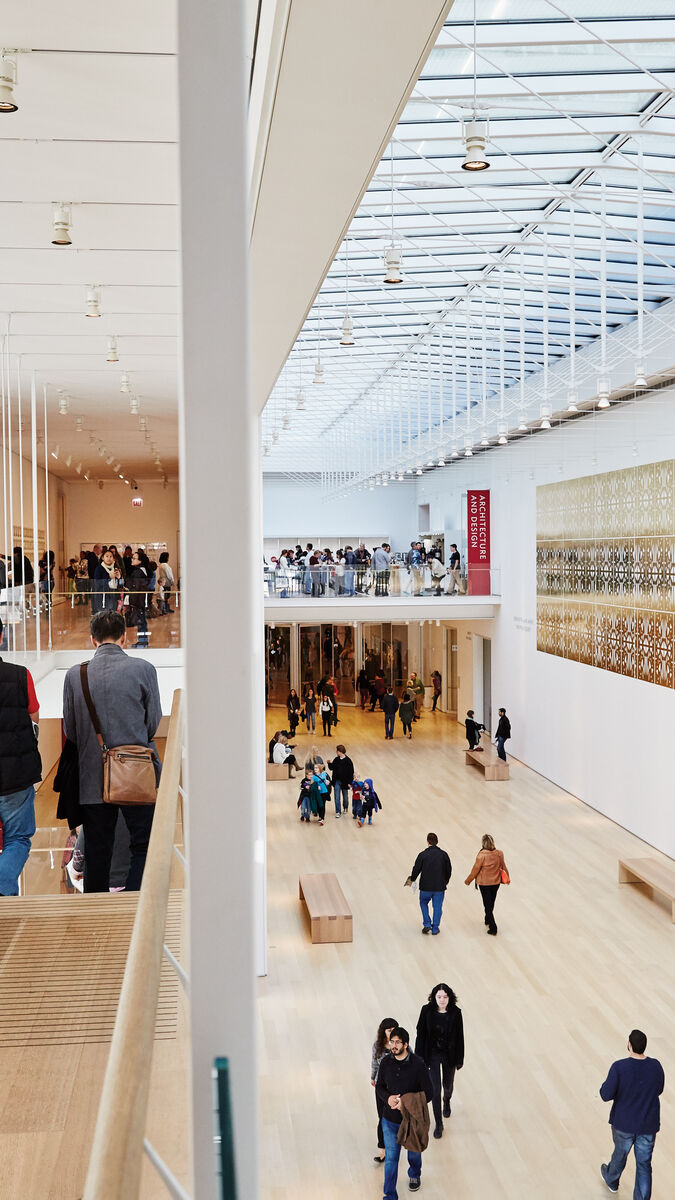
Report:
178,1,261,1198
250,0,454,413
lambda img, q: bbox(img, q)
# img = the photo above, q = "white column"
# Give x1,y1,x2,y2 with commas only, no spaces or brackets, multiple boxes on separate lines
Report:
177,1,260,1197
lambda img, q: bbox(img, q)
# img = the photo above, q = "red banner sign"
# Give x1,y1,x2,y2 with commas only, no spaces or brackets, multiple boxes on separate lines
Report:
467,489,491,595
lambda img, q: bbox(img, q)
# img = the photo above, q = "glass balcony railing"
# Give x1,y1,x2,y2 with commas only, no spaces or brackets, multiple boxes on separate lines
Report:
0,588,181,653
264,563,500,599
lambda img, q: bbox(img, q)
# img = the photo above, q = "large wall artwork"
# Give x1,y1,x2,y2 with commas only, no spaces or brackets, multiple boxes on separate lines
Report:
536,460,675,688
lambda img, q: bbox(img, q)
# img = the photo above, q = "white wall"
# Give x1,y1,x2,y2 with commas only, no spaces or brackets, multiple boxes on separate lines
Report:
63,479,180,573
263,476,418,553
417,389,675,859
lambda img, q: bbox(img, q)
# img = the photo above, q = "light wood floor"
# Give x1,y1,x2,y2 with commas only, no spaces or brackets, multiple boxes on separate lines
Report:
3,597,181,653
261,705,674,1199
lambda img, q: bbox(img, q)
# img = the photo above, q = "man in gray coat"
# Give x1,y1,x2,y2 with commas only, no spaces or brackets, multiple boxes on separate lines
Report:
63,609,162,892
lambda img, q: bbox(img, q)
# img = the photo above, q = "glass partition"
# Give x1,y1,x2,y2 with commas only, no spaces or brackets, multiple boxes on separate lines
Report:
299,623,356,704
265,625,291,705
0,589,181,653
362,622,409,694
300,625,321,698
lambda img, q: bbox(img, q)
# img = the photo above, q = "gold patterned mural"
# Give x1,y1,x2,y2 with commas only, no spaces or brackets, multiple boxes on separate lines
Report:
536,461,675,688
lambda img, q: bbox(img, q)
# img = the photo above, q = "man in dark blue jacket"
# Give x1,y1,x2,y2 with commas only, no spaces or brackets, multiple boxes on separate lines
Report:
407,833,452,935
382,687,399,740
599,1029,664,1196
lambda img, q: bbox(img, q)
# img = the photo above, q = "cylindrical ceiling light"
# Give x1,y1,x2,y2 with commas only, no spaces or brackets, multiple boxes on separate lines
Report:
120,373,130,393
282,413,291,430
85,285,101,317
313,362,324,384
0,54,18,113
75,416,84,431
518,414,528,431
462,118,489,171
296,389,306,410
540,404,552,429
51,203,72,246
57,391,69,416
106,455,114,466
451,446,459,458
129,394,140,415
384,141,403,282
635,140,647,389
597,177,610,408
464,437,473,457
106,336,119,363
340,313,354,346
497,425,508,445
263,443,270,456
567,202,578,412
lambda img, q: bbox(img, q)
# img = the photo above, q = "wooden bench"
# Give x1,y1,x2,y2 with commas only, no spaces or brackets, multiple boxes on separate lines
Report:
299,873,353,944
266,762,295,780
618,857,675,922
465,733,509,781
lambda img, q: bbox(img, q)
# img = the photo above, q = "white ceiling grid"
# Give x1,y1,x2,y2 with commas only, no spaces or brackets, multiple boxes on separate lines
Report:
262,0,675,484
0,1,179,484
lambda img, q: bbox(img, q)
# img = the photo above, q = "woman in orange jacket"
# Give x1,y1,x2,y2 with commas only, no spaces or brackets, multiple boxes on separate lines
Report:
464,833,508,936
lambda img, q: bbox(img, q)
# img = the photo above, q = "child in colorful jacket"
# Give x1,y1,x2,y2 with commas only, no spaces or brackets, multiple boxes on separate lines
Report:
359,778,382,827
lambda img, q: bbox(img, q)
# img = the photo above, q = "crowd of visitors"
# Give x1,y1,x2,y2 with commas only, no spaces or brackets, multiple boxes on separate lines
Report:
264,541,470,598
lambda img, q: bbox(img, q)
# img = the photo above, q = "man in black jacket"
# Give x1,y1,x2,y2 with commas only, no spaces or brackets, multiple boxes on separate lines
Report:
382,687,399,740
328,744,354,818
495,707,511,761
0,618,42,894
376,1026,433,1196
407,832,452,935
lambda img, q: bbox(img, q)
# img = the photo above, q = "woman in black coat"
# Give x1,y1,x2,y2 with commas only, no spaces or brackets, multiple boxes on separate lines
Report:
414,982,464,1140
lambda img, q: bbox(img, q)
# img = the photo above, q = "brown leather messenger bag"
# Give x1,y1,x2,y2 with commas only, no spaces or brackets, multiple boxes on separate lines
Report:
80,661,157,805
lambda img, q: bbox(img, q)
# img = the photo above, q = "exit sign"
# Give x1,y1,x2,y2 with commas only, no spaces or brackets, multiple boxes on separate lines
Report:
132,496,143,508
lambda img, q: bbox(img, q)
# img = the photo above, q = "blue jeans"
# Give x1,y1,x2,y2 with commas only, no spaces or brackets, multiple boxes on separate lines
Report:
606,1128,655,1199
496,736,507,761
333,780,348,814
382,1117,421,1199
0,785,36,895
419,889,444,933
300,794,310,820
384,714,395,738
306,711,315,732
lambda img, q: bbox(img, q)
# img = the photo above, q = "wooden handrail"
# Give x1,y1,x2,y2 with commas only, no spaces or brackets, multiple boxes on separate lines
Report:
83,689,184,1200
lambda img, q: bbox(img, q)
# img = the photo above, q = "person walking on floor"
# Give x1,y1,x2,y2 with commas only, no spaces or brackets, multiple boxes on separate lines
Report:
431,671,441,712
599,1029,664,1197
382,687,399,739
414,983,464,1141
359,777,381,827
357,667,370,710
464,833,509,936
62,609,162,893
319,693,334,736
406,672,425,721
399,691,415,739
371,1017,398,1163
406,832,452,935
446,544,465,595
309,764,328,825
286,688,301,737
495,707,511,761
328,744,354,818
465,709,485,751
376,1026,433,1198
0,618,42,895
303,687,317,733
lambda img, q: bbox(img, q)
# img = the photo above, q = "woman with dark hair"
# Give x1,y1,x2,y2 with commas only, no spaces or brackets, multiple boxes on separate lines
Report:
371,1016,398,1163
157,551,174,613
93,548,123,614
125,549,151,646
122,545,133,578
414,983,464,1140
286,688,301,737
303,687,316,733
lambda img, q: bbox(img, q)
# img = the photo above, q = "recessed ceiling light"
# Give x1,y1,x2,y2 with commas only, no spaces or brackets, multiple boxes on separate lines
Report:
51,203,72,246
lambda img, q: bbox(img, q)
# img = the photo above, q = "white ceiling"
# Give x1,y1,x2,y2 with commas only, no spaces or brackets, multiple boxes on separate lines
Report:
0,2,179,484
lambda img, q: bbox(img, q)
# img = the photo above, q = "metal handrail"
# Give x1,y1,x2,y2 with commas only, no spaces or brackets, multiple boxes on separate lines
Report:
82,689,185,1200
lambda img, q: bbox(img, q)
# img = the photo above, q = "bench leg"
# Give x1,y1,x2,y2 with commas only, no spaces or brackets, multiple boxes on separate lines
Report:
618,864,634,884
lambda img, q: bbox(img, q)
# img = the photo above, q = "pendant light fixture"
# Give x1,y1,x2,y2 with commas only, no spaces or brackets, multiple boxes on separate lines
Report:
85,286,101,318
634,140,647,389
314,295,324,381
519,245,526,419
567,204,578,411
106,336,119,363
75,416,84,432
450,318,458,459
120,373,130,393
465,294,474,453
57,390,69,416
498,266,506,443
0,54,18,113
129,394,140,415
384,141,403,283
597,177,610,408
51,203,72,246
540,228,551,428
462,0,489,171
340,236,354,345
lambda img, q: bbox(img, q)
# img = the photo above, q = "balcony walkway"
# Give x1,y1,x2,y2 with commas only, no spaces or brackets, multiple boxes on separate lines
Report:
264,592,500,622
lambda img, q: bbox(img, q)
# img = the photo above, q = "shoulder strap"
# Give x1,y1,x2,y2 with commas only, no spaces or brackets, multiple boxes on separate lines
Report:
80,662,106,749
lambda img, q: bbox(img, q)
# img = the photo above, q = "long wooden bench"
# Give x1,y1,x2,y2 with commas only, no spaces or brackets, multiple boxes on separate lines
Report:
299,873,353,944
266,762,294,780
618,857,675,922
465,733,509,781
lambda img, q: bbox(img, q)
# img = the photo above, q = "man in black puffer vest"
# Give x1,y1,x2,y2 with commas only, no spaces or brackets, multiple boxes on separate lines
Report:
0,618,42,895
